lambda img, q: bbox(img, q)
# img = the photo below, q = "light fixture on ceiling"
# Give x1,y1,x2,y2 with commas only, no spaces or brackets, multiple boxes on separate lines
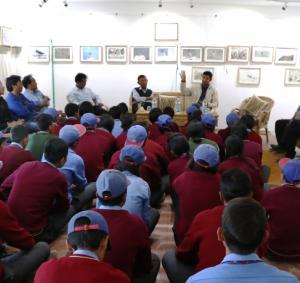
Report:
39,0,48,7
63,0,68,7
158,0,163,8
189,0,194,8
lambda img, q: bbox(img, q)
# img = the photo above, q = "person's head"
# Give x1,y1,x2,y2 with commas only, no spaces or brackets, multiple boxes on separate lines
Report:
156,114,172,132
168,133,190,157
79,101,94,117
218,198,267,255
44,137,68,168
59,125,80,148
99,114,114,133
67,210,109,259
186,103,201,118
187,121,205,140
0,80,4,95
93,105,108,116
96,169,128,206
220,169,252,203
80,113,97,129
75,73,87,89
226,112,240,128
137,74,148,89
279,158,300,184
240,114,256,131
117,102,128,115
37,113,54,132
225,135,244,159
65,103,79,119
231,122,248,140
163,106,175,118
10,125,28,148
6,75,23,93
125,125,147,147
202,71,213,87
121,113,133,131
149,108,162,123
109,106,122,120
22,75,37,91
41,108,59,122
202,113,217,131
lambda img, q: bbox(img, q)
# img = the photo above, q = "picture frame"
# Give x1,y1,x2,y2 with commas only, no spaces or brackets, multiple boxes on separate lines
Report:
28,46,50,63
191,67,214,83
285,69,300,85
155,23,178,41
80,46,102,63
204,47,226,63
181,47,202,63
130,46,152,63
251,46,273,63
275,48,297,65
155,46,177,63
238,68,261,86
227,46,250,63
106,46,127,63
53,46,73,62
0,27,12,46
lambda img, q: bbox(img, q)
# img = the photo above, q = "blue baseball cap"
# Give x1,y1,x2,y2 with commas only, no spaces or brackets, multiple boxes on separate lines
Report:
186,103,200,115
156,114,172,127
96,169,129,199
125,125,147,147
202,113,217,127
226,112,240,126
80,113,97,127
42,107,59,118
59,125,80,145
193,144,219,167
68,210,109,235
120,145,146,165
279,158,300,183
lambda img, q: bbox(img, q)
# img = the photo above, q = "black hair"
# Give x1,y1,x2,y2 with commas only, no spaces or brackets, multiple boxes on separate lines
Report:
93,105,108,116
188,158,218,174
132,121,149,133
187,121,205,140
188,109,202,122
44,137,68,164
163,106,175,118
203,71,213,80
118,102,128,114
97,192,125,206
231,123,248,140
22,75,33,89
10,125,28,143
75,73,87,83
6,75,21,92
99,114,114,133
109,106,122,119
116,159,140,176
149,108,162,123
121,113,133,131
240,114,256,130
68,216,107,250
220,169,252,202
65,103,79,117
79,101,94,117
37,113,53,131
168,133,190,157
137,74,147,81
222,198,267,254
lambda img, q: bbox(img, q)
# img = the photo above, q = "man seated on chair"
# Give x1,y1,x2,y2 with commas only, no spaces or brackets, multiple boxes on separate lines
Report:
131,75,153,113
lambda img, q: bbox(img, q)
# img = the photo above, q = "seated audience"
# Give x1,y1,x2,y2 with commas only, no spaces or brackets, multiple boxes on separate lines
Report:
79,101,94,117
240,114,262,146
118,102,129,116
218,111,240,142
116,113,133,150
185,198,298,283
109,105,123,137
180,104,202,136
163,106,180,132
148,108,163,140
34,210,130,283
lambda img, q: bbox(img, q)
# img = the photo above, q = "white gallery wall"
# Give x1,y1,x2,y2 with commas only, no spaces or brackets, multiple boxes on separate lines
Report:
1,0,300,130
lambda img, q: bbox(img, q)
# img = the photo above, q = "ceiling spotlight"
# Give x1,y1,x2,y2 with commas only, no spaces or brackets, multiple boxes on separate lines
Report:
282,2,287,10
63,0,68,7
39,0,48,7
158,0,162,8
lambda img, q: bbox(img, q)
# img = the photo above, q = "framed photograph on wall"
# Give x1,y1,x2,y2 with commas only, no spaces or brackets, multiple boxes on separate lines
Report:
0,27,13,46
285,69,300,85
204,47,226,63
238,68,261,86
192,67,214,83
80,46,102,63
53,46,73,62
28,46,50,63
251,46,273,63
155,23,178,41
227,46,250,63
155,46,177,63
106,46,127,63
130,46,152,63
275,48,297,65
181,47,202,63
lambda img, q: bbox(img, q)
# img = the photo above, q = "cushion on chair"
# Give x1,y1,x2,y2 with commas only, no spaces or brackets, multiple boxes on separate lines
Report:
158,95,177,110
241,95,269,117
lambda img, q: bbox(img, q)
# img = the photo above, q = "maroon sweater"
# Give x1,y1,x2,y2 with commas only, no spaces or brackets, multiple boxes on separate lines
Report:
168,156,190,185
34,254,130,283
248,131,262,146
116,131,127,150
148,123,160,140
93,209,152,278
243,140,262,167
217,127,231,142
2,161,69,234
205,130,225,160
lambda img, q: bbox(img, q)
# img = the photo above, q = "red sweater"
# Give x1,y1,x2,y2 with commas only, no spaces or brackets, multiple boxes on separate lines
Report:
217,127,231,142
205,130,225,160
172,171,221,244
116,131,127,150
243,140,262,167
34,254,130,283
148,123,160,140
0,200,36,281
93,209,152,278
168,156,191,185
0,144,35,183
2,161,69,234
262,184,300,260
154,132,173,161
248,131,262,146
177,205,225,271
51,118,80,136
218,157,263,201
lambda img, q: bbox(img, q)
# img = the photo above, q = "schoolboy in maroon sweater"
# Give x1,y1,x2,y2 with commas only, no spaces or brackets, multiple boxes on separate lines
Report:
262,158,300,261
93,169,160,282
172,144,221,245
163,106,180,132
240,114,263,146
116,113,133,150
0,125,35,183
34,210,130,283
218,112,240,142
1,138,70,242
148,108,162,140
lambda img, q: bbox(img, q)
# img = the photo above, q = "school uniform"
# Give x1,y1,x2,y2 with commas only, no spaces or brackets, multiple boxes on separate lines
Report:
34,250,130,283
149,123,161,140
248,130,263,146
218,127,231,142
51,117,80,136
154,132,173,160
171,121,180,132
168,156,190,185
116,130,127,150
172,171,221,244
262,184,300,261
243,140,262,167
96,128,117,164
204,130,225,160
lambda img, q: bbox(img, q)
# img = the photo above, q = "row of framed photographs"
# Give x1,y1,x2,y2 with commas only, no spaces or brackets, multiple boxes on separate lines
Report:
28,45,298,65
192,67,300,86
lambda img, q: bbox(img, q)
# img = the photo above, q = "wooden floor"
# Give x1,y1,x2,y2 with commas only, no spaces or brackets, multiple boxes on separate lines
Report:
49,133,300,282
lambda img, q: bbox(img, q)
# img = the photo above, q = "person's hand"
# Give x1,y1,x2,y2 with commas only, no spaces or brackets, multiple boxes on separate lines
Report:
7,119,24,128
180,70,186,83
